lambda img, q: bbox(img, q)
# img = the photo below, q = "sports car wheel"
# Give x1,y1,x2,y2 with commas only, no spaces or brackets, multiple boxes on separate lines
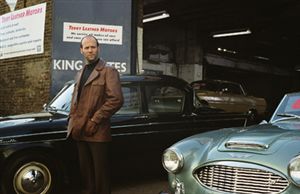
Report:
1,153,61,194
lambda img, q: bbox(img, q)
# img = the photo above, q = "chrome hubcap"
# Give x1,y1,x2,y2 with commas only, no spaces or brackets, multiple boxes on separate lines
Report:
13,162,51,194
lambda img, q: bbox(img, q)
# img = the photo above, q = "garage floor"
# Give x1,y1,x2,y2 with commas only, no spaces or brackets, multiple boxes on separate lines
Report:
113,177,169,194
64,176,170,194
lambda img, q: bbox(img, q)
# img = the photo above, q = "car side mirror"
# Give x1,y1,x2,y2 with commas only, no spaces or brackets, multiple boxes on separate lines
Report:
43,103,47,110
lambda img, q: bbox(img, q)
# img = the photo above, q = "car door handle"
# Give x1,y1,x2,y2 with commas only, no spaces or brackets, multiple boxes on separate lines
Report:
134,115,149,119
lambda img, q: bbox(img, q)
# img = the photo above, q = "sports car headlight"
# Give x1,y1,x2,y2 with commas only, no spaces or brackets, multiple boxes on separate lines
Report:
289,155,300,185
162,148,184,173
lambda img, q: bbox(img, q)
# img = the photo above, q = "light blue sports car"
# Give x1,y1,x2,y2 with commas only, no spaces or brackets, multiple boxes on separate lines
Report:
162,92,300,194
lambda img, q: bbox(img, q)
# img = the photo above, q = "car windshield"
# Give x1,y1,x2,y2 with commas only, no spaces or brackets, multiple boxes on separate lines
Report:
270,92,300,123
46,82,74,113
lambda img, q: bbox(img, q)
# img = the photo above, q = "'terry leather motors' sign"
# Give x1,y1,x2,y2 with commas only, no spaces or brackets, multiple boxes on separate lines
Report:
51,0,132,96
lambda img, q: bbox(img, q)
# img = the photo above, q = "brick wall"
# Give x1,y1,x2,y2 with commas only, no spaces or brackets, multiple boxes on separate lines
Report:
0,0,52,116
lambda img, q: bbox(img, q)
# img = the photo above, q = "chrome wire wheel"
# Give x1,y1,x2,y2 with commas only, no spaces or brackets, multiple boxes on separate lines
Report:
13,162,51,194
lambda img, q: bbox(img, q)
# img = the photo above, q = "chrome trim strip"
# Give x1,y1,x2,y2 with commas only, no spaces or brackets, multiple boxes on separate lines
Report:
112,117,245,129
113,127,198,137
113,131,162,137
194,161,289,194
225,141,269,150
0,130,67,141
0,138,67,145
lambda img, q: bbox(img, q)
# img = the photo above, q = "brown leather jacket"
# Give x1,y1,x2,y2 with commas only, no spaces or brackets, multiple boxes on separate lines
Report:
68,59,123,142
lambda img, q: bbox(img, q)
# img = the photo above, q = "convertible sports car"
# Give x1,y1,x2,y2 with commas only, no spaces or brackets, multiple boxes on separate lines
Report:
162,91,300,194
0,75,246,194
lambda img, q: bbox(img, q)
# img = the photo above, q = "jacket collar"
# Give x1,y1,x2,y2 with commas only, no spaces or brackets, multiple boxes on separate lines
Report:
84,59,105,86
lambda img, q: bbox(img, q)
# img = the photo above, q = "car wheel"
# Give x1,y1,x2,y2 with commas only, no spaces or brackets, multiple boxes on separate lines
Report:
1,152,61,194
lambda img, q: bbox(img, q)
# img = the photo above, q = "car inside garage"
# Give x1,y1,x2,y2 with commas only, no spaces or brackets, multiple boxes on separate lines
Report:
142,0,300,119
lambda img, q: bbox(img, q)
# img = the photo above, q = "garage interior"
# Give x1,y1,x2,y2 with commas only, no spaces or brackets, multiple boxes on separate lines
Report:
142,0,300,118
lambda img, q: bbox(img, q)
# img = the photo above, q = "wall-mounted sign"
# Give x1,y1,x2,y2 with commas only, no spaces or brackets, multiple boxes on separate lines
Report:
51,0,132,96
63,22,123,45
0,3,46,59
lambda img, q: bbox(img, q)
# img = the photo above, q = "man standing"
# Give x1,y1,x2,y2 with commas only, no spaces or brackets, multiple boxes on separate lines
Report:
68,35,123,194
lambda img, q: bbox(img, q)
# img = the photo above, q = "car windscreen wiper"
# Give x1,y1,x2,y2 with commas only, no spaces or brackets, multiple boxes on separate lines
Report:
276,113,300,119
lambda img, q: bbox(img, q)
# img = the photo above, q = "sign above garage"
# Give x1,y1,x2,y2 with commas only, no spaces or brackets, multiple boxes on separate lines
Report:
51,0,132,96
63,22,123,45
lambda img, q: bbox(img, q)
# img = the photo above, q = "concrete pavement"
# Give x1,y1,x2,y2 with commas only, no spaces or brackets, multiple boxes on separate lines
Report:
63,176,170,194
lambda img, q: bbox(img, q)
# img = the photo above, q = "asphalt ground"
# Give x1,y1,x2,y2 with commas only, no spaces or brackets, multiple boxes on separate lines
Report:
63,176,170,194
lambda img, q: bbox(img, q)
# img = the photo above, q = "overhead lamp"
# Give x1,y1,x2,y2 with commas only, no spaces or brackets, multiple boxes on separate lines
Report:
143,10,170,23
217,47,237,54
212,29,251,38
254,56,270,61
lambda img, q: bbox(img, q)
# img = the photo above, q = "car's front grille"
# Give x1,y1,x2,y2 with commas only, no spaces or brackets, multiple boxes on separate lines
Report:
195,162,289,194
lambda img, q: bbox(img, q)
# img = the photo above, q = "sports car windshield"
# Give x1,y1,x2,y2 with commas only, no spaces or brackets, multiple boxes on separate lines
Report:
46,82,74,113
270,92,300,123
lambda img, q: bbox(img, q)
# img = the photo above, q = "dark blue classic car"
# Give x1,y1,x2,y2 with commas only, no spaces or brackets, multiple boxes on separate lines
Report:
0,75,246,194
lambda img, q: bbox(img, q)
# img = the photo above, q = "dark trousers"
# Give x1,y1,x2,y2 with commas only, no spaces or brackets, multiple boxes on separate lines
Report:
76,141,111,194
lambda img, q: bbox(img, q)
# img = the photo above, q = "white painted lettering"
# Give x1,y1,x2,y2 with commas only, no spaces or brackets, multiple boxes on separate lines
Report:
120,63,127,73
53,59,83,71
53,59,126,72
53,59,62,70
65,60,74,70
106,61,127,73
75,60,83,70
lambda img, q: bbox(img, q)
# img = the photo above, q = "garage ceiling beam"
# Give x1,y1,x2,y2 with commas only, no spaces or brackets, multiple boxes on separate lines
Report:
205,53,290,76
